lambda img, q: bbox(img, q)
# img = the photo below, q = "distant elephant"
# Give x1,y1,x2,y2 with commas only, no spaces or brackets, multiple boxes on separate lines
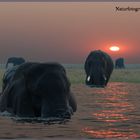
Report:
2,65,19,92
84,50,114,87
5,57,25,69
115,58,125,69
0,62,77,119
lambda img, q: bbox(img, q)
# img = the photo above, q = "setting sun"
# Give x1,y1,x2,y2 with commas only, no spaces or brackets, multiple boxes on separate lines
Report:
109,46,120,52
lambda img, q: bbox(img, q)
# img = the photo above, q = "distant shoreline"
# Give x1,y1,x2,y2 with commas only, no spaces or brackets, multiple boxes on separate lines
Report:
0,63,140,69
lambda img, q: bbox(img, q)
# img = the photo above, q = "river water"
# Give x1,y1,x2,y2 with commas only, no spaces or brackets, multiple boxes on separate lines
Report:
0,82,139,139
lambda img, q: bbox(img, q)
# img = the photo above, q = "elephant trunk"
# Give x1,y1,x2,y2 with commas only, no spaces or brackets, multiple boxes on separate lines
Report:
41,98,50,118
41,98,72,119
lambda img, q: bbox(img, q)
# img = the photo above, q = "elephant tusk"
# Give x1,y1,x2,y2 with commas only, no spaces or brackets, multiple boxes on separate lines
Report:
87,76,91,82
103,75,107,81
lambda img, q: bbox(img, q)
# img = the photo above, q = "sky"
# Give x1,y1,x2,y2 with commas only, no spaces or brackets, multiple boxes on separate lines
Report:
0,2,140,64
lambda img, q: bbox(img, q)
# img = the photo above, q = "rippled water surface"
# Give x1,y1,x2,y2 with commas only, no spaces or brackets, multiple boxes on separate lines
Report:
0,82,140,139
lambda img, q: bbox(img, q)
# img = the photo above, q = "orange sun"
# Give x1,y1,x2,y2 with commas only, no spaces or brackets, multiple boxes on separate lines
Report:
109,46,120,52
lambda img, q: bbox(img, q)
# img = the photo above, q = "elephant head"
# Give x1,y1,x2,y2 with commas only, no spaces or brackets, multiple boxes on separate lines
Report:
23,63,74,119
85,59,107,88
85,50,114,88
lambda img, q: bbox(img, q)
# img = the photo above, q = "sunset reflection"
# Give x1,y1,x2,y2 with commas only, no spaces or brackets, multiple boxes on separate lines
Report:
82,83,139,139
93,110,129,122
83,127,139,139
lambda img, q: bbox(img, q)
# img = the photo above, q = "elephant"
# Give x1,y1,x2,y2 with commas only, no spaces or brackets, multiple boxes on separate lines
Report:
115,58,125,69
84,50,114,87
5,57,25,69
2,65,19,92
0,62,77,119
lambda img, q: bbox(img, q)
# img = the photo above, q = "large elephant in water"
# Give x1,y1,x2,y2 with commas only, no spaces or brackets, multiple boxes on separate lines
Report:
5,57,25,69
0,62,77,119
84,50,114,87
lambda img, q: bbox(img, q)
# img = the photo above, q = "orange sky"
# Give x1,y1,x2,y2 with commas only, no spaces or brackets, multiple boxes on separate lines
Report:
0,2,140,64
